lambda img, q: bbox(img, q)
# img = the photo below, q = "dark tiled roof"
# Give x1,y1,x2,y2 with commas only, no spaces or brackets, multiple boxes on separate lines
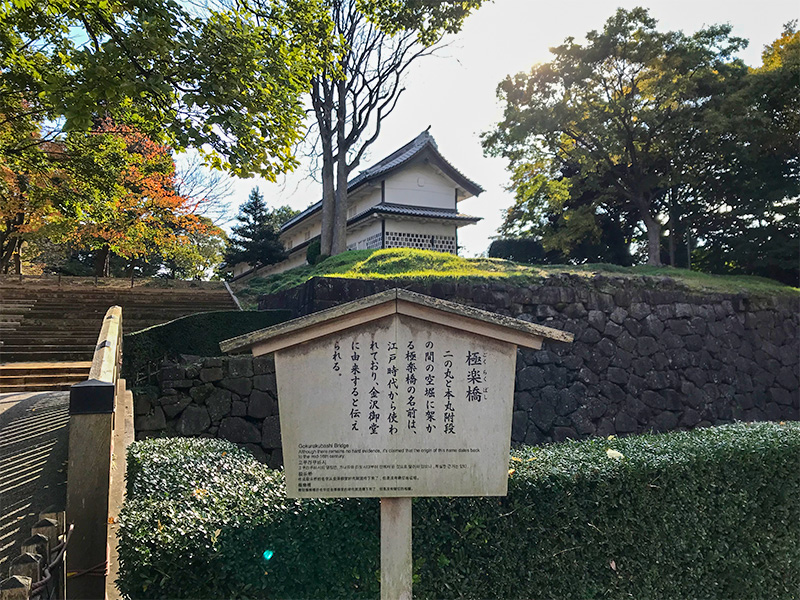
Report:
280,130,483,232
354,203,480,223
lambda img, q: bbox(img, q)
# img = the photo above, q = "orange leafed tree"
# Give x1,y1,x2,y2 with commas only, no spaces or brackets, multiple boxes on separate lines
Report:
52,122,223,276
0,122,63,273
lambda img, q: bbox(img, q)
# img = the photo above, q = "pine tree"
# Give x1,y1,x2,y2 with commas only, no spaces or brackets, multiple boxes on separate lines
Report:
224,188,291,271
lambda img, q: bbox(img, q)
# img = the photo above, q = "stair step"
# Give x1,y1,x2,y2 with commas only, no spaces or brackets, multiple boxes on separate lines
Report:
0,381,80,392
0,373,89,385
0,362,92,375
0,352,95,361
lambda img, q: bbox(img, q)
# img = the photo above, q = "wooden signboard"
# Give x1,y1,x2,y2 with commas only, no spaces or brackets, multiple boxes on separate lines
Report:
221,289,573,600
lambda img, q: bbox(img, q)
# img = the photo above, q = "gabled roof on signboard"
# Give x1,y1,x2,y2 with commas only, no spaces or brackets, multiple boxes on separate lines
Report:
279,130,484,232
220,288,573,356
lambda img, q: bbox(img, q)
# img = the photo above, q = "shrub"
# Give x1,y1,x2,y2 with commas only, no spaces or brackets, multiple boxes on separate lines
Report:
121,310,291,383
305,238,325,265
117,422,800,599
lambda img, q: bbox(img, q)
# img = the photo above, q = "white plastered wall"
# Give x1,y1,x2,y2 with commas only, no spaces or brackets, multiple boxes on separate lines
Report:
384,163,456,210
346,220,383,250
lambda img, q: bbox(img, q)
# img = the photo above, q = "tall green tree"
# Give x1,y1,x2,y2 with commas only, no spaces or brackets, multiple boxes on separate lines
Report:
224,188,297,272
1,0,332,178
483,8,748,265
690,23,800,285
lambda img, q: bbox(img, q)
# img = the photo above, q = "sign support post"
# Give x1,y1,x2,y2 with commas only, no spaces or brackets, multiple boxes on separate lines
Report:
381,497,412,600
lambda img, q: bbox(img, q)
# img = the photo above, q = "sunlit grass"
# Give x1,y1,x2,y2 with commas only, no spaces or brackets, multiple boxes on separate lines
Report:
232,248,797,309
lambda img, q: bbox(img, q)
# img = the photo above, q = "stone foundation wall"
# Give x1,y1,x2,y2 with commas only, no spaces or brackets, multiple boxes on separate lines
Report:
135,355,283,466
136,275,799,461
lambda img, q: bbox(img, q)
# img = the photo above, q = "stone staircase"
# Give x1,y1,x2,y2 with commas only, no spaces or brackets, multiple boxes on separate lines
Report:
0,279,238,392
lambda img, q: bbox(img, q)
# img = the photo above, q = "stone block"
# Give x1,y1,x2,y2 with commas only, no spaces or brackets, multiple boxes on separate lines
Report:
614,411,637,433
768,387,795,406
643,315,665,336
636,336,659,356
204,357,223,367
764,402,782,421
597,338,616,357
261,416,282,449
631,357,653,378
606,367,629,386
578,367,599,385
189,383,215,404
206,388,232,422
624,319,642,336
604,321,624,339
511,410,527,442
161,394,191,418
244,444,269,463
200,367,224,382
555,390,578,416
253,373,277,392
680,408,701,428
134,395,152,416
517,366,545,390
268,448,284,469
514,391,535,411
609,307,628,324
137,406,166,431
581,327,602,344
617,332,637,353
653,411,679,432
776,367,799,390
552,426,577,442
227,356,254,379
666,319,691,336
628,302,650,320
219,417,261,444
627,374,647,395
220,377,253,396
530,400,556,432
158,366,184,382
641,390,666,410
231,401,248,417
523,424,544,445
249,389,277,419
176,406,210,436
587,310,606,332
161,379,194,390
253,355,275,375
645,371,668,390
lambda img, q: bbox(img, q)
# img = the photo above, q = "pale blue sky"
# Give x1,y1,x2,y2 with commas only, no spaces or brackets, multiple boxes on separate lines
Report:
216,0,798,257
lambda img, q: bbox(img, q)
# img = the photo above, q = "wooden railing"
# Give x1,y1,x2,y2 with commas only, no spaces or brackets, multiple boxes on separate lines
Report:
64,306,133,600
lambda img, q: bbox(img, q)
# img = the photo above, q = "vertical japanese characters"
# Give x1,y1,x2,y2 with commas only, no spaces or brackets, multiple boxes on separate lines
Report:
334,337,489,437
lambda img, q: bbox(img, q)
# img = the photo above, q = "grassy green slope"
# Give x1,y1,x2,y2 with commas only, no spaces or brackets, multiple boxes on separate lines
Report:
233,248,798,309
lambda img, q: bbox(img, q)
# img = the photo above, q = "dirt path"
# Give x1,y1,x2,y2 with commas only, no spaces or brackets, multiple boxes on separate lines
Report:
0,391,69,570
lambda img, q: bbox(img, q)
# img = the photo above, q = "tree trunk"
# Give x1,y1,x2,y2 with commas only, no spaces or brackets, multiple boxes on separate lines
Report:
94,245,111,277
668,195,676,267
314,74,336,258
641,211,662,266
331,77,349,256
320,133,336,256
12,240,21,275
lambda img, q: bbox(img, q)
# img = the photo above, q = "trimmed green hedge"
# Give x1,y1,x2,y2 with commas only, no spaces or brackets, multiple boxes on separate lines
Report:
117,422,800,599
121,310,291,381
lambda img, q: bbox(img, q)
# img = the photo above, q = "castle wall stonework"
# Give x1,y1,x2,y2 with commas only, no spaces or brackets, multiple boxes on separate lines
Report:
136,276,799,462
